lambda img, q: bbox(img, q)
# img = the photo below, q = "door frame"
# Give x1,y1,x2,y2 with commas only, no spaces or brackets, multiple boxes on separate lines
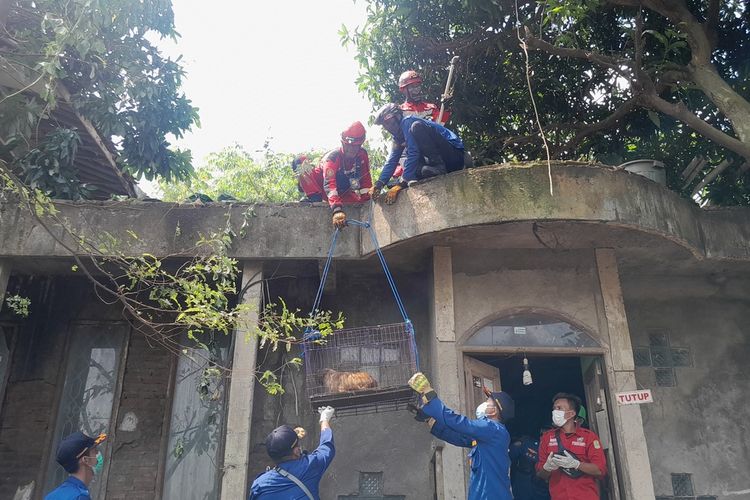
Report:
457,308,627,500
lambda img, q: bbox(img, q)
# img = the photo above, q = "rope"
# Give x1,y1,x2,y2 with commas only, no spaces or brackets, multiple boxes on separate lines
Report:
307,216,420,370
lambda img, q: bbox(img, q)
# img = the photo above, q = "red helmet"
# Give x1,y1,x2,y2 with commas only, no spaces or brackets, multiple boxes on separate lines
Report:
398,70,422,91
341,121,366,146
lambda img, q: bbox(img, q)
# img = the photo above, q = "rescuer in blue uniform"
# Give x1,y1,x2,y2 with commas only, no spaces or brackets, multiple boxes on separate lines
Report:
45,431,107,500
408,372,514,500
249,406,335,499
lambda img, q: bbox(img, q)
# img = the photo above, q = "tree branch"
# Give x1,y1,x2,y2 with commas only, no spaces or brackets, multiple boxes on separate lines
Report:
705,0,720,50
640,93,750,161
524,29,632,77
552,98,639,157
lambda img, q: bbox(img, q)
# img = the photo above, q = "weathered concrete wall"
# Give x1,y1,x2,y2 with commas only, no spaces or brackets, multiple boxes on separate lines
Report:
452,248,602,344
624,276,750,499
3,165,750,263
249,262,434,499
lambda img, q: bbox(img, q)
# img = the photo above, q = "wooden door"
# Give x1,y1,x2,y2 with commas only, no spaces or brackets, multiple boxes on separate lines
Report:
583,357,621,500
463,356,501,415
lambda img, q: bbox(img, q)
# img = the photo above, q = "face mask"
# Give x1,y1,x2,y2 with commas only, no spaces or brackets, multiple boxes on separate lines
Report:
552,410,570,427
87,452,104,475
475,402,489,419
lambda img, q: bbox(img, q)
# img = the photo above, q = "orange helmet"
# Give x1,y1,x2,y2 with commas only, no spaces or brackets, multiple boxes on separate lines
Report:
398,70,422,91
341,121,366,146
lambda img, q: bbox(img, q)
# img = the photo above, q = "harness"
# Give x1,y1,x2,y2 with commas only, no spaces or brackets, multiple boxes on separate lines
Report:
273,466,314,500
554,429,584,479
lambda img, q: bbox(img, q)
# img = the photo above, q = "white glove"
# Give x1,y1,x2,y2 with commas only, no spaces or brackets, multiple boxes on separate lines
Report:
318,406,335,423
552,450,581,470
543,452,560,472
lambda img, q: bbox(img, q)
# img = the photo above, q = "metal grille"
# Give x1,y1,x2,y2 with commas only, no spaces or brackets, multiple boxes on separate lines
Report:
360,472,384,496
671,348,692,367
655,368,676,387
648,330,670,346
671,473,694,496
633,347,652,367
304,322,418,415
650,346,672,367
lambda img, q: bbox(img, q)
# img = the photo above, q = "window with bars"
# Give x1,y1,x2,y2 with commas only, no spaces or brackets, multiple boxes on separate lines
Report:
43,322,129,498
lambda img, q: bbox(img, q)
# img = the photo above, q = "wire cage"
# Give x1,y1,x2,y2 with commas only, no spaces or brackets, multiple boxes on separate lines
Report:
303,322,418,416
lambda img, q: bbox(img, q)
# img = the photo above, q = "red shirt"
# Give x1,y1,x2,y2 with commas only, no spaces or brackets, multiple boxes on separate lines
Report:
399,100,451,125
321,147,372,210
536,426,607,500
297,164,326,201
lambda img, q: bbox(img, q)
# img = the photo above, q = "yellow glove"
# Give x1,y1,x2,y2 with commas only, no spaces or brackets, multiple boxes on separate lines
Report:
332,211,347,228
369,184,381,201
385,185,403,205
408,372,433,395
294,427,306,439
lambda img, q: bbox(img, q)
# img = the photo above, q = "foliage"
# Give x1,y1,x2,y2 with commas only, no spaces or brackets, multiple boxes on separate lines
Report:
0,0,199,195
3,294,31,318
159,142,390,203
346,0,750,205
159,145,307,203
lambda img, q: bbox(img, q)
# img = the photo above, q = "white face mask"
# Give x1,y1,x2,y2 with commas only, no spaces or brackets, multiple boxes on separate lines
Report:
552,409,569,427
475,402,489,419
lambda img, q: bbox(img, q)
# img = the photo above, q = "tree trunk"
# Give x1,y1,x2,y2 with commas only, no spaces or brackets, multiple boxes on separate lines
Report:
689,62,750,146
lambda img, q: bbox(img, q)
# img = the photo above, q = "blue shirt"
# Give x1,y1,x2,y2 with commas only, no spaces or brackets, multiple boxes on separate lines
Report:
378,116,464,184
249,427,335,499
423,397,512,500
509,436,550,500
44,477,90,500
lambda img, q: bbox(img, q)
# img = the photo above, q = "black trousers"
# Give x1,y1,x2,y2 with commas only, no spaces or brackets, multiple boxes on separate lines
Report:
409,121,464,173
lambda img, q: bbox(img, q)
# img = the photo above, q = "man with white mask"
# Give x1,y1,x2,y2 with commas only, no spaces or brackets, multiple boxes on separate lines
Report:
536,393,606,500
408,372,514,500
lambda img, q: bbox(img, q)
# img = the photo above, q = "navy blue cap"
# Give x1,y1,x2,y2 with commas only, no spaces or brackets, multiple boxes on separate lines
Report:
264,425,299,461
56,431,106,473
491,391,515,421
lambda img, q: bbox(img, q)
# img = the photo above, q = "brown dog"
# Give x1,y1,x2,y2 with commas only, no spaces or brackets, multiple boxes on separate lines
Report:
320,368,378,393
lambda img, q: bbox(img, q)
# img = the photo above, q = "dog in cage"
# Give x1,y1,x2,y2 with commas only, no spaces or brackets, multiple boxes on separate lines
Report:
320,368,378,393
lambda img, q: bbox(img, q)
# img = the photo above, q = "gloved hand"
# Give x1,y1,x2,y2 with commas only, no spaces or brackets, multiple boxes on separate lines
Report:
294,427,306,439
543,452,560,472
407,402,430,422
385,185,403,205
332,211,347,228
369,182,384,201
318,406,335,423
408,372,433,395
440,91,454,105
552,450,581,470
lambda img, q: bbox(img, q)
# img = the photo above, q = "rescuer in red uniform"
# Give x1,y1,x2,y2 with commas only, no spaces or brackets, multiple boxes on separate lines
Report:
536,393,607,500
322,121,372,228
292,154,326,203
397,70,451,126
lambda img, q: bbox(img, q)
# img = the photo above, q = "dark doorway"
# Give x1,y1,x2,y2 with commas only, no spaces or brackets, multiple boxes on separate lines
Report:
472,354,588,440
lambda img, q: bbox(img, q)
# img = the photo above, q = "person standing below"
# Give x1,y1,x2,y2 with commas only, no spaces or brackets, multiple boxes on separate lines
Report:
397,69,451,125
45,431,107,500
536,393,607,500
321,121,372,228
408,372,513,500
370,104,465,204
510,434,551,500
249,406,336,499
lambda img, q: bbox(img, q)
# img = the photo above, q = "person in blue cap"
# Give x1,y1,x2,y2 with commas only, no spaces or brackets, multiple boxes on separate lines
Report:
249,406,335,499
45,431,107,499
408,372,514,500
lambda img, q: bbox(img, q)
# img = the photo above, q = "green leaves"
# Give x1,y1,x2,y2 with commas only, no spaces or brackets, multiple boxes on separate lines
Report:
3,294,31,318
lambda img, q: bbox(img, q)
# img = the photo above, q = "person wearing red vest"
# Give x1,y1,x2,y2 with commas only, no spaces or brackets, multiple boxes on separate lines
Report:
292,154,326,203
397,70,451,126
322,121,373,228
536,393,607,500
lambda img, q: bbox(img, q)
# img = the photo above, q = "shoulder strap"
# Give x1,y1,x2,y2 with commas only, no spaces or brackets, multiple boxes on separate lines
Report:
274,466,315,500
554,429,566,453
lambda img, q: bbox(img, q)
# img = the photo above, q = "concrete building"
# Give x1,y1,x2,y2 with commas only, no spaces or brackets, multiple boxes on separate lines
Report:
1,163,749,499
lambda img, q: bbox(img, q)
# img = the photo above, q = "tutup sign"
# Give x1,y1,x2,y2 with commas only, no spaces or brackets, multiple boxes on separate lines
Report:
615,389,653,405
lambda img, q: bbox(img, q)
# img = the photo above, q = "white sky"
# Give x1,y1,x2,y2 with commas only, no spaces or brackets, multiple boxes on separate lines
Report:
156,0,376,165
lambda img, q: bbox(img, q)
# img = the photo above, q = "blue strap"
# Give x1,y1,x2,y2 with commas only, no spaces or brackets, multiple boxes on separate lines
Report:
308,217,419,370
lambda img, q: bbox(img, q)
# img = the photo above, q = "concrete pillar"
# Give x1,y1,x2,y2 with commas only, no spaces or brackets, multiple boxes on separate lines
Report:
594,249,655,499
0,259,9,309
429,246,466,499
220,262,263,500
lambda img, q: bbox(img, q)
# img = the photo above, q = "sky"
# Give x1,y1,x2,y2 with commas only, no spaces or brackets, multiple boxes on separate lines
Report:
155,0,377,166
